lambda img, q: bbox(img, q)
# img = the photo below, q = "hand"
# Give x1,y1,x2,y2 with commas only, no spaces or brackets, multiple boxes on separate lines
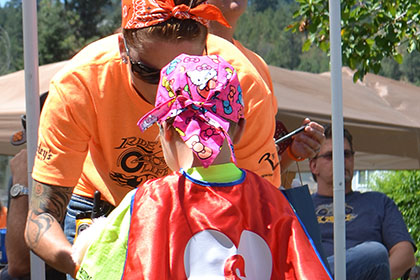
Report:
10,149,28,186
289,118,325,160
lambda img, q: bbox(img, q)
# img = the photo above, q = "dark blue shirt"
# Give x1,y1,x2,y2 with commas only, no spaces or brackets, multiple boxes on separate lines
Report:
312,191,415,257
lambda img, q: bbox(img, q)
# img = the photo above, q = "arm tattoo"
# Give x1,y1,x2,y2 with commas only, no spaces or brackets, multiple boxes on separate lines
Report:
27,211,55,246
26,180,73,247
30,180,73,221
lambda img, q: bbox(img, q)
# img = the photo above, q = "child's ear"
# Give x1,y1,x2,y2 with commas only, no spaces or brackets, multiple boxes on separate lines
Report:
232,118,246,144
161,122,173,141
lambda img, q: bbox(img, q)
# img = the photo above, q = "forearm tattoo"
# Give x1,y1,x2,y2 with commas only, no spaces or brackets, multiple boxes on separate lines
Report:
26,180,73,247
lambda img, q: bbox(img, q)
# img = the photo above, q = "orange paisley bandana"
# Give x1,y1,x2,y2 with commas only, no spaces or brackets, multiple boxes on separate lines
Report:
121,0,230,29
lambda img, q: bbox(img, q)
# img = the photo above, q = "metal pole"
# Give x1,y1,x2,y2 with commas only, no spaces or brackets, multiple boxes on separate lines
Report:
22,1,46,279
328,0,346,279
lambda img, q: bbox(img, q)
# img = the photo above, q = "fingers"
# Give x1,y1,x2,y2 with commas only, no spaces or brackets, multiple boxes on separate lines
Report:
290,120,325,159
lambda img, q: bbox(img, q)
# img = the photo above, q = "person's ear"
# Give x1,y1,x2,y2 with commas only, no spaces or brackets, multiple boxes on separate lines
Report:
232,118,246,144
161,122,173,142
309,158,317,175
118,33,128,64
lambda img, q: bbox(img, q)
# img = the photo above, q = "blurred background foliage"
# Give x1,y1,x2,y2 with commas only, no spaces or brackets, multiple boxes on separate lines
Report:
371,171,420,261
0,0,419,85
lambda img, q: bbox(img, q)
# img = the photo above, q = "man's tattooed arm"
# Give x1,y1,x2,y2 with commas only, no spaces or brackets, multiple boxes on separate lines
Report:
25,179,73,249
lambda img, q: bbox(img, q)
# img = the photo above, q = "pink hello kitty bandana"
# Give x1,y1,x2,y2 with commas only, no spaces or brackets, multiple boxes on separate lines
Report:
138,54,244,167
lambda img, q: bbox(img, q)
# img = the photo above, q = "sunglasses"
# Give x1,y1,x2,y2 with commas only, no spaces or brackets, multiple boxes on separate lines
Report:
123,38,161,85
315,149,355,160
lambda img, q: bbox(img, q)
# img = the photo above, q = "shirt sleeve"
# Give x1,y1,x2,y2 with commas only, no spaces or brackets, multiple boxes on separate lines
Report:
32,72,95,187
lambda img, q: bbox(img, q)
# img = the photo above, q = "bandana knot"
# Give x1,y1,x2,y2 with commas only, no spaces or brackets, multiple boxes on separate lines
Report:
170,4,191,19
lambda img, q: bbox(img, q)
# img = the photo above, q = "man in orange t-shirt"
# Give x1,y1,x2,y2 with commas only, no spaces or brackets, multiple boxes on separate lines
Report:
25,0,324,277
26,1,282,277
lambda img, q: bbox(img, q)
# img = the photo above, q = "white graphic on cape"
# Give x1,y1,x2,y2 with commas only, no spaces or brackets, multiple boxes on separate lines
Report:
184,229,272,279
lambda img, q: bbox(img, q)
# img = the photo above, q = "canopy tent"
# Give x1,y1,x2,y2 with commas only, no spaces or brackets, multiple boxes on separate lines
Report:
0,60,68,156
1,61,419,171
1,61,419,170
271,65,420,172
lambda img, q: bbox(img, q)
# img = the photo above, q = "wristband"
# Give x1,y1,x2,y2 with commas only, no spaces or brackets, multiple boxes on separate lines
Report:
287,146,305,162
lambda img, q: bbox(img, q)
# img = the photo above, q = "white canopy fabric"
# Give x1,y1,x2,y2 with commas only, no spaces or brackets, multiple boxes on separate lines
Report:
0,61,419,171
271,65,420,172
0,60,68,156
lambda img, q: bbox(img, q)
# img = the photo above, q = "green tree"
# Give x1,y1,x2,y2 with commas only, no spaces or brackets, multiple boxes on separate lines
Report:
379,56,403,81
38,0,82,65
96,0,122,36
235,3,303,70
400,51,420,86
63,0,120,44
288,0,420,82
248,0,278,12
371,170,420,262
297,46,329,73
0,0,23,75
0,0,121,72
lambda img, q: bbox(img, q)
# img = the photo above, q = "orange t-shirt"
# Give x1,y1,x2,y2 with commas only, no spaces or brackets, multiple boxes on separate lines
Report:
232,39,278,112
32,34,279,206
207,36,280,185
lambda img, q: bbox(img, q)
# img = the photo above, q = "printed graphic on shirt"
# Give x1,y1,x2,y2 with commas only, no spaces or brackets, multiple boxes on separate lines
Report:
36,144,53,161
184,229,272,279
110,137,169,188
258,152,279,178
315,202,358,224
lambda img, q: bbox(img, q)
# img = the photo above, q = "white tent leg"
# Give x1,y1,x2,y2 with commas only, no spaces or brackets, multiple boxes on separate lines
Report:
22,1,45,279
328,0,346,279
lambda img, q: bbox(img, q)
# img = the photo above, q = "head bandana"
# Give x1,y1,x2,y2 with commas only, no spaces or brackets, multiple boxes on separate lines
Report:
138,54,244,168
122,0,230,29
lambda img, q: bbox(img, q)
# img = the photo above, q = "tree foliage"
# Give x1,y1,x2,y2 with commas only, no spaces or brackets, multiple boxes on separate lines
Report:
38,0,81,65
0,0,419,85
0,0,121,75
248,0,279,12
0,0,23,73
236,6,301,69
235,2,330,72
288,0,420,82
370,171,420,261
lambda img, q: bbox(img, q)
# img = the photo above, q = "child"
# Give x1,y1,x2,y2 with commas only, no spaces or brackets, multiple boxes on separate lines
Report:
73,54,331,279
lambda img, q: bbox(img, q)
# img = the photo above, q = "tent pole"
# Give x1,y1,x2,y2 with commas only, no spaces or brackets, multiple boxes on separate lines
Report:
328,0,346,279
22,1,46,279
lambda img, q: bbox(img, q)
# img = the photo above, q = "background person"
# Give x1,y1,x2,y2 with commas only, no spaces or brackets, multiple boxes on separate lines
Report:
0,92,65,280
1,149,30,280
309,124,416,280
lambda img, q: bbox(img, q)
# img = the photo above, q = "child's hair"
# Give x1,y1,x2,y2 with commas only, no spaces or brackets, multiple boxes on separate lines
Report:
138,54,244,167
